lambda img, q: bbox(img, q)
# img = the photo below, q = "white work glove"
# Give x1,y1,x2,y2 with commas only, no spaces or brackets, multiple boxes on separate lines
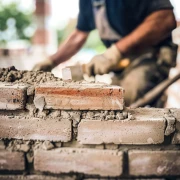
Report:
32,58,55,72
85,44,122,76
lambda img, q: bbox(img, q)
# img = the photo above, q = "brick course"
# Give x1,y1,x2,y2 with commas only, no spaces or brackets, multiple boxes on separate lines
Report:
129,150,180,176
0,175,74,180
78,118,165,144
0,116,71,142
35,83,124,110
34,148,123,177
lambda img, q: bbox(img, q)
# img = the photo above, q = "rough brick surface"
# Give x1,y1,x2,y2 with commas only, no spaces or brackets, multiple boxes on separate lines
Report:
0,116,71,142
78,118,165,144
35,83,124,110
171,109,180,144
0,175,74,180
0,151,24,171
129,150,180,176
0,83,27,110
128,108,168,118
34,148,123,176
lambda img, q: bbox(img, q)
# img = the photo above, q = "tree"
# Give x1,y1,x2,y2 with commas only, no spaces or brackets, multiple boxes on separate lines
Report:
0,1,34,46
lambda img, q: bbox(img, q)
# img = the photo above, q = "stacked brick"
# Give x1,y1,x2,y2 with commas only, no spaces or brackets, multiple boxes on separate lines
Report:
0,80,180,179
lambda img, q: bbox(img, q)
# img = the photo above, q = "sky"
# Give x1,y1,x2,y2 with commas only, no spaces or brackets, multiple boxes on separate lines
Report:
51,0,79,28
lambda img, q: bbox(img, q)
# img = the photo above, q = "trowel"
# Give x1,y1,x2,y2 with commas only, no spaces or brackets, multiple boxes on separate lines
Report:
62,58,130,81
62,65,85,81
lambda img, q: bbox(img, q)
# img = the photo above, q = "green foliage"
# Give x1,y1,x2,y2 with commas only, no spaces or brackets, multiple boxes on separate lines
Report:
0,1,33,45
83,30,106,53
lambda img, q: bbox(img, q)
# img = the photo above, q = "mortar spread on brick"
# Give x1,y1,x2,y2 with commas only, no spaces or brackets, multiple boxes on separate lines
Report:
0,67,109,87
0,67,60,85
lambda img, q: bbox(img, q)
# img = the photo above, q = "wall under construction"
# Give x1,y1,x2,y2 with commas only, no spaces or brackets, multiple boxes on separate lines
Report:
0,67,180,179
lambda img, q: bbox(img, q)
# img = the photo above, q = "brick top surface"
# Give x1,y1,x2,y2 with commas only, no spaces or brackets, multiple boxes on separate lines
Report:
40,147,122,155
36,82,124,94
36,85,123,96
0,82,28,89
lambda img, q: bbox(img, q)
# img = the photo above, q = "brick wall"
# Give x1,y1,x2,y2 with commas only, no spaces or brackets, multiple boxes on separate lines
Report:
0,76,180,179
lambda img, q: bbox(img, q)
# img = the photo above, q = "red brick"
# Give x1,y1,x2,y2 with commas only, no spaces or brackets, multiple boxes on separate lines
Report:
34,148,123,177
0,116,71,142
129,150,180,176
34,83,124,110
78,118,165,144
0,151,24,171
0,83,27,110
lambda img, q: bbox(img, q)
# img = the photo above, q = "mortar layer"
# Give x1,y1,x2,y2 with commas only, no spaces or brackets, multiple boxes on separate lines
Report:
0,67,60,85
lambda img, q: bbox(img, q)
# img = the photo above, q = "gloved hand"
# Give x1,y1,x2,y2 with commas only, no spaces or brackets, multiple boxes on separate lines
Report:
32,58,55,72
85,44,123,76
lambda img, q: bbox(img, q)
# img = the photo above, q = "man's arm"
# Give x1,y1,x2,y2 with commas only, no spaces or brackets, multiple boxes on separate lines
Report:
33,29,89,71
85,9,176,76
116,10,176,55
50,29,89,66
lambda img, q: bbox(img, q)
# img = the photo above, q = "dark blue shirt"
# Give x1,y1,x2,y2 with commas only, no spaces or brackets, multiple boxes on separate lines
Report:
77,0,173,47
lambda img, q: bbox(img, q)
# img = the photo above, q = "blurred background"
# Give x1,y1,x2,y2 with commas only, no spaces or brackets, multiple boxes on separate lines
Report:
0,0,180,107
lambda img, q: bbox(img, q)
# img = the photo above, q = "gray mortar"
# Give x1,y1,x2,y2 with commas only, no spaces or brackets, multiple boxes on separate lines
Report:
0,66,60,85
164,113,176,136
0,67,109,87
0,109,128,122
5,139,31,152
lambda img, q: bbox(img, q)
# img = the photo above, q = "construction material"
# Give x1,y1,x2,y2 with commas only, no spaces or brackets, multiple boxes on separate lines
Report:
78,118,165,144
0,68,180,179
0,83,27,110
34,82,124,110
34,148,123,176
129,151,180,176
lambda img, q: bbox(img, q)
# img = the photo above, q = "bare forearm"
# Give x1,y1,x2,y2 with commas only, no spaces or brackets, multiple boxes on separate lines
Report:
50,29,89,65
116,10,176,55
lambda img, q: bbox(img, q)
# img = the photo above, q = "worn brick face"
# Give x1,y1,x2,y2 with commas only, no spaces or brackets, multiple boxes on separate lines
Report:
34,83,124,110
0,83,27,110
129,150,180,176
34,148,123,177
171,109,180,144
0,151,25,171
0,175,74,180
128,108,168,118
0,116,71,142
78,118,165,144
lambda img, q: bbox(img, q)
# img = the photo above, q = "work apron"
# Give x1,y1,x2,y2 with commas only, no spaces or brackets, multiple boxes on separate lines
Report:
92,0,121,45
